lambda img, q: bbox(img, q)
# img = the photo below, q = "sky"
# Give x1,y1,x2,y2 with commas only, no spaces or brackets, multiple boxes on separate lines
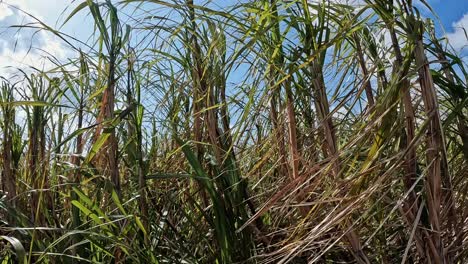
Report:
0,0,466,76
422,0,468,53
0,0,85,75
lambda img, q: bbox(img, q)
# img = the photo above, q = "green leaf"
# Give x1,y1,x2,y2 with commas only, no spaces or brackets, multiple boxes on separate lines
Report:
62,1,89,26
111,189,126,215
85,132,111,164
134,216,147,236
1,236,26,264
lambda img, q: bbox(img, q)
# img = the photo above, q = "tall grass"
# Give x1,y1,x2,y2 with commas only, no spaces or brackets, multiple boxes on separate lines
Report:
0,0,467,263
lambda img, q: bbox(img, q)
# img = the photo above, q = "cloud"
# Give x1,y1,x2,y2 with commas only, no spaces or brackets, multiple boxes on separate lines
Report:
0,1,71,78
1,0,65,21
446,13,468,53
0,4,13,20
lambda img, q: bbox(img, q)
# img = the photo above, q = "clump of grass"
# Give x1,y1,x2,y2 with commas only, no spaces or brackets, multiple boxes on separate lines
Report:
0,0,466,263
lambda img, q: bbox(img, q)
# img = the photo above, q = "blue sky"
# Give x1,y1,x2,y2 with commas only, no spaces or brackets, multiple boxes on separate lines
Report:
0,0,466,75
426,0,468,29
421,0,468,54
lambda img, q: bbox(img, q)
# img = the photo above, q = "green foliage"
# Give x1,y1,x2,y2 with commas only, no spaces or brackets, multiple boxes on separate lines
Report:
0,0,466,263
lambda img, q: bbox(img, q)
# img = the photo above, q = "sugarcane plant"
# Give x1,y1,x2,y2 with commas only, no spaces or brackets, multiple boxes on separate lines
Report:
0,0,466,263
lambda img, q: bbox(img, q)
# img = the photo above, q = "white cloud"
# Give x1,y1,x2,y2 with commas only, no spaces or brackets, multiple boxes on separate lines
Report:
0,4,13,20
446,13,468,53
0,1,72,78
0,33,67,72
1,0,66,21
